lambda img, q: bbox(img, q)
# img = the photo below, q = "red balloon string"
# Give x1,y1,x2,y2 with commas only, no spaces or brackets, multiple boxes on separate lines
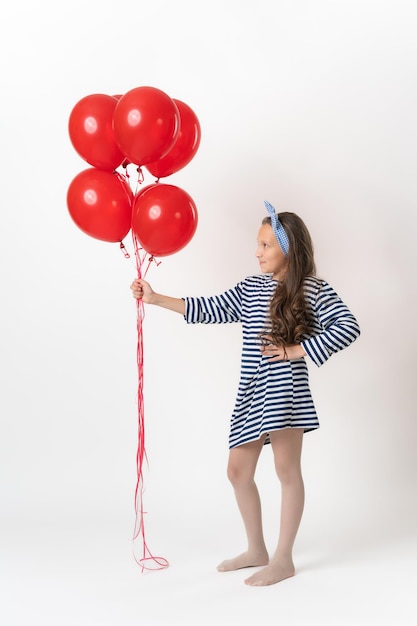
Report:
131,232,168,573
117,163,146,197
136,167,145,185
119,241,130,258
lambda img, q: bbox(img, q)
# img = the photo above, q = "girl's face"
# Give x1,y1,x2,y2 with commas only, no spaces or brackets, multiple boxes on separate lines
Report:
256,224,287,280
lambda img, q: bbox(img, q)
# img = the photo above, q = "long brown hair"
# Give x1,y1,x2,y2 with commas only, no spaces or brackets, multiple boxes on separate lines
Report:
261,212,316,347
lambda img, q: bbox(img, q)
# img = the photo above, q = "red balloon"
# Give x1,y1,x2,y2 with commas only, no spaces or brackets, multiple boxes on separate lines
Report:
67,168,133,242
132,184,198,256
112,86,180,166
68,94,125,171
145,100,201,178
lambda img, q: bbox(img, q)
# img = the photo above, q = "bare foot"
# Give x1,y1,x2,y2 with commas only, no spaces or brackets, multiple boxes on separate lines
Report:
244,558,295,586
217,550,269,572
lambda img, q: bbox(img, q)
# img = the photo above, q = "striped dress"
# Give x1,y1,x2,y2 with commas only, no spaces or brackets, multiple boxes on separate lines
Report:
183,274,360,448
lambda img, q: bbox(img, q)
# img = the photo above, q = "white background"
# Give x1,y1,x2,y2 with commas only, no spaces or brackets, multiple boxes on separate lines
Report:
1,1,416,624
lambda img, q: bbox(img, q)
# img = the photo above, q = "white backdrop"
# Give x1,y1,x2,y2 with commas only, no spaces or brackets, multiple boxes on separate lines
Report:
1,1,416,625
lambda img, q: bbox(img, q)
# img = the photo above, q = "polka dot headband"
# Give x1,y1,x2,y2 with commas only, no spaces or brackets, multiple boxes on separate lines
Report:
264,200,290,256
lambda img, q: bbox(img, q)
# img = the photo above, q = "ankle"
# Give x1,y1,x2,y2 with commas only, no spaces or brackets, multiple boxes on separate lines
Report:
247,543,268,556
270,551,293,564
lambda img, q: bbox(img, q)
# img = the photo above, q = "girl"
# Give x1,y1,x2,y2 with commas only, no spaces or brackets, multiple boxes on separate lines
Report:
130,201,360,587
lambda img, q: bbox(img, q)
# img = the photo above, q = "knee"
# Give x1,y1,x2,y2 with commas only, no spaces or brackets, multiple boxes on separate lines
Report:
275,461,303,485
226,462,253,488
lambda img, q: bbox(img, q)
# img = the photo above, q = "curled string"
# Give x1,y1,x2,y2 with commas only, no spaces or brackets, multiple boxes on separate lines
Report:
117,162,145,197
120,241,130,259
136,167,145,186
131,230,168,572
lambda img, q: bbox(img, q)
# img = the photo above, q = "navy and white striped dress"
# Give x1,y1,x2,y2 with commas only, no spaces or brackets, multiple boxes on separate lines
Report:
183,274,360,449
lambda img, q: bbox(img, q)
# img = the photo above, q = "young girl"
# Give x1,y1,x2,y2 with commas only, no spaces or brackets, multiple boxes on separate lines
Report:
130,201,360,587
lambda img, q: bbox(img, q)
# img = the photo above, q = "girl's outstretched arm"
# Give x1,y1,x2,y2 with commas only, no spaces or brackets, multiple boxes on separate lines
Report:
130,279,185,315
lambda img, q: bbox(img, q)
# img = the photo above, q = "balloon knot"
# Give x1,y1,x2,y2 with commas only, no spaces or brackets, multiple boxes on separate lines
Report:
136,167,145,184
120,241,130,258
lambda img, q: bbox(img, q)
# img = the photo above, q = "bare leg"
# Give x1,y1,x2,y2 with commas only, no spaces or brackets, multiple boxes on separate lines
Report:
245,428,304,586
217,437,269,572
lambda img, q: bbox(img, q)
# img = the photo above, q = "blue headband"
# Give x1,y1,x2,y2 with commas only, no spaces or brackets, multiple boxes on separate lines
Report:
264,200,289,256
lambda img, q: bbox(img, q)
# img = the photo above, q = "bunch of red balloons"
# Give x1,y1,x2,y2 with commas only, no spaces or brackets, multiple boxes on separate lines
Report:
66,86,201,257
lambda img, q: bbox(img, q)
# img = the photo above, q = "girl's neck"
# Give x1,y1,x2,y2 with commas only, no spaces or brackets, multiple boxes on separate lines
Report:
272,269,287,281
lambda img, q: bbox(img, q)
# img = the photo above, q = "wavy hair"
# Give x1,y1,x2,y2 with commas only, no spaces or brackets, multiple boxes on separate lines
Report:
261,212,316,348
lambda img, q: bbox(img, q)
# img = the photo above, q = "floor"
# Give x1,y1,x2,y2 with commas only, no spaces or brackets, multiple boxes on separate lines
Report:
2,507,416,626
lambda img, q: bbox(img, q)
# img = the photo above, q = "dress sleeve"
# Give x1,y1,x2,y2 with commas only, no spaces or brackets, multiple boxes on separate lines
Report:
301,281,361,367
183,283,243,324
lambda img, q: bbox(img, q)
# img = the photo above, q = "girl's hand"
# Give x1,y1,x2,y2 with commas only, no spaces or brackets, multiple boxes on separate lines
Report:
260,341,306,361
130,278,155,304
130,281,185,314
